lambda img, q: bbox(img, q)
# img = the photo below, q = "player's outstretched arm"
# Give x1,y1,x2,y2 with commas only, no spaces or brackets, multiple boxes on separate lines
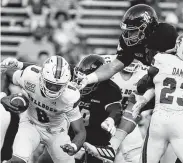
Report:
1,57,34,73
87,59,124,84
70,117,86,150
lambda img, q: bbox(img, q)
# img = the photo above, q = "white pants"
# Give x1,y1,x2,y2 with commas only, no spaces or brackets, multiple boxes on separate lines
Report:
114,126,142,163
13,114,74,163
0,103,11,150
140,108,183,163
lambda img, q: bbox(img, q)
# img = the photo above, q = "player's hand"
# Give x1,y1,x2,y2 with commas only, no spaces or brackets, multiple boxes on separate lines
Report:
132,95,148,118
101,117,116,136
61,143,77,156
74,71,88,90
0,57,23,72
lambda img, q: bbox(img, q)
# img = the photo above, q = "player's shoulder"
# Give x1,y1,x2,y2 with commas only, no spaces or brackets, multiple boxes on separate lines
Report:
23,65,41,76
153,53,174,65
150,22,178,51
20,65,41,81
61,82,80,104
101,80,121,96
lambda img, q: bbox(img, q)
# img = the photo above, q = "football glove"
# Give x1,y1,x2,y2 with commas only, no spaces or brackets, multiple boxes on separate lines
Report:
74,71,88,90
61,143,77,156
132,95,148,118
101,117,116,136
0,57,23,72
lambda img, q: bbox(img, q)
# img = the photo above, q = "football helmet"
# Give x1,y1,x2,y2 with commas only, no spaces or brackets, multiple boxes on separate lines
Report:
175,34,183,60
40,56,71,99
123,59,142,73
74,54,105,95
120,4,159,46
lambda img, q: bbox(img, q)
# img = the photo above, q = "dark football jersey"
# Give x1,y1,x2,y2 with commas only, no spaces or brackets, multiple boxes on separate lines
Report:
79,80,122,145
116,23,178,66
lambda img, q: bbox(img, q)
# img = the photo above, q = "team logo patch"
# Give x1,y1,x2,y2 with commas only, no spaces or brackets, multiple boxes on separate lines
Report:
51,101,56,105
91,99,100,103
134,53,143,57
24,81,36,93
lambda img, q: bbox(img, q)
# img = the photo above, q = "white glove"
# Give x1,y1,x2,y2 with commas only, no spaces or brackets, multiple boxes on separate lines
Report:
1,57,23,72
74,71,88,90
101,117,116,136
132,95,148,119
0,92,7,100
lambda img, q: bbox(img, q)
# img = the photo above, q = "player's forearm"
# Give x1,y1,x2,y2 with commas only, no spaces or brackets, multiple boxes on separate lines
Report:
71,118,86,151
72,130,86,151
106,102,122,125
87,59,124,84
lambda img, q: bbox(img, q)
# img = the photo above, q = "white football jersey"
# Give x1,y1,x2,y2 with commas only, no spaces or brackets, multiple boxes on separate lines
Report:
102,54,148,99
13,65,81,128
153,53,183,111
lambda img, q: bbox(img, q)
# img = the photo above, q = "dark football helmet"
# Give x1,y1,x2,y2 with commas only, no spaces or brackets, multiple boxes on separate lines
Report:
120,4,159,46
74,54,105,95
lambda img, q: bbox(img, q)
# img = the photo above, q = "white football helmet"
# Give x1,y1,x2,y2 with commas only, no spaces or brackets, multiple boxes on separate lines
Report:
175,34,183,61
123,59,142,73
40,56,71,99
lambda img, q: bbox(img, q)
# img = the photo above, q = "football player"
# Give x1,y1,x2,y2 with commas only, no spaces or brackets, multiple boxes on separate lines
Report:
1,56,86,163
132,34,183,162
87,54,149,163
78,4,178,161
73,54,122,163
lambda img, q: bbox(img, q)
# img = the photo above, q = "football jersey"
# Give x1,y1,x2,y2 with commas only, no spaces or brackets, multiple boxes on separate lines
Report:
116,23,178,66
79,80,122,145
152,53,183,111
12,65,81,128
102,54,148,105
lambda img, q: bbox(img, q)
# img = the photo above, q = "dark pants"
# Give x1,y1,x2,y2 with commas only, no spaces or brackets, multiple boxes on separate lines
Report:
1,113,19,161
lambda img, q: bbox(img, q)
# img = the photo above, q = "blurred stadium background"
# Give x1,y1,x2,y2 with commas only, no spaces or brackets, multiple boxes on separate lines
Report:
1,0,183,64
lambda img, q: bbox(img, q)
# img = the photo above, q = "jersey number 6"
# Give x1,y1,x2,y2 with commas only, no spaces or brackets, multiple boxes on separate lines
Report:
160,77,183,106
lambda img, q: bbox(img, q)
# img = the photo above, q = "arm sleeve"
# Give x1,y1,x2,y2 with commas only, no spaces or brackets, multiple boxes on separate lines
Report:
105,81,122,125
137,66,159,94
12,70,24,87
105,102,122,125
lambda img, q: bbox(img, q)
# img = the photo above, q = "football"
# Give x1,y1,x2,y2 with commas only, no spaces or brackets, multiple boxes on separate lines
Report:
1,93,29,114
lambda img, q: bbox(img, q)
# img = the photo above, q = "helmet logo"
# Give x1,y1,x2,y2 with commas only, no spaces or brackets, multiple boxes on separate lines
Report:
141,11,151,23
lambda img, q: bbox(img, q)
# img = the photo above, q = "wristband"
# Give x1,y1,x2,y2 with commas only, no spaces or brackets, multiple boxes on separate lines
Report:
86,72,98,84
71,143,77,151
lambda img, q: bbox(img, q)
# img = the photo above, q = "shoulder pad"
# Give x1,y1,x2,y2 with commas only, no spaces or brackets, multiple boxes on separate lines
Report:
62,82,80,104
23,65,41,75
152,53,163,67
